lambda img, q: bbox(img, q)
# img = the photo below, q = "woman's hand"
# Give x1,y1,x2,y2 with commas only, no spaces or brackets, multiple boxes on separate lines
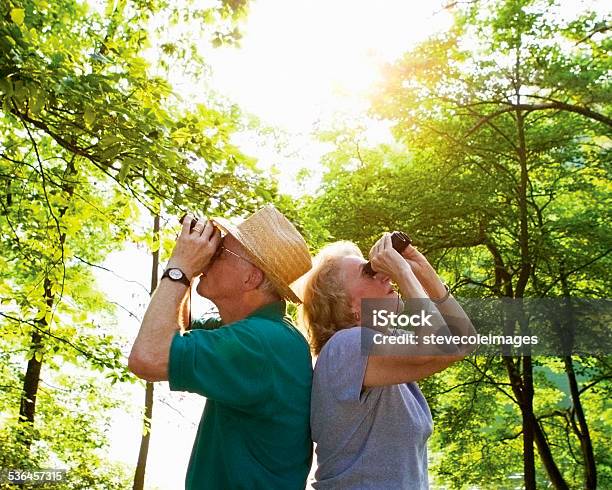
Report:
368,233,412,281
370,233,428,298
400,244,434,278
167,216,222,279
401,244,447,300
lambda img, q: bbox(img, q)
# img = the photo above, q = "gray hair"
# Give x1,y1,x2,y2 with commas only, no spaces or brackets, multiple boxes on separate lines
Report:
258,274,281,299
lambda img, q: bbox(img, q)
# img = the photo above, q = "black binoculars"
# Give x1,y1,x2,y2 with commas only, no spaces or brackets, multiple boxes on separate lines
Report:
179,214,203,232
362,231,412,276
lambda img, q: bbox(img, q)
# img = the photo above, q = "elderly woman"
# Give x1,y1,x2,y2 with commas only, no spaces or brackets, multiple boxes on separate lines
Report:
300,233,476,489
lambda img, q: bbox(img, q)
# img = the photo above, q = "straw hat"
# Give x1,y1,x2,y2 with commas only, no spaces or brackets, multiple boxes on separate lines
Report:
213,204,312,303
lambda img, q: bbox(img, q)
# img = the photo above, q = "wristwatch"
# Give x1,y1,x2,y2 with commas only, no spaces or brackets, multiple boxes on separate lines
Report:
161,268,191,287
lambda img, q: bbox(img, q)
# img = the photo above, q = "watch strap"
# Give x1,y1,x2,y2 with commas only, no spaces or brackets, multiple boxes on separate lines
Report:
161,268,191,287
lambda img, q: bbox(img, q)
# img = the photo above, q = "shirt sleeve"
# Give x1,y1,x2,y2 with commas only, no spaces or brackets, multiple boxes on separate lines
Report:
168,319,271,408
319,327,382,405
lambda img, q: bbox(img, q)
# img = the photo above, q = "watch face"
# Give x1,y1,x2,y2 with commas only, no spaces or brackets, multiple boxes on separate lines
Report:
169,269,183,280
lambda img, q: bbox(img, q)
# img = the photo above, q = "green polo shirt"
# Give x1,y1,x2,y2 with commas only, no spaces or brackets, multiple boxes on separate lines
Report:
168,301,313,490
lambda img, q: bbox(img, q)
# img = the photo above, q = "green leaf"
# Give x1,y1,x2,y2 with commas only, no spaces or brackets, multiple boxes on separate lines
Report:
84,108,96,128
30,92,45,114
117,160,131,182
171,127,192,145
0,79,13,96
99,135,121,147
10,8,25,25
100,144,121,161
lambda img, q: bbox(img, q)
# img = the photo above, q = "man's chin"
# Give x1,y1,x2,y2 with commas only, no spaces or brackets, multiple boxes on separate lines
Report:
195,277,208,298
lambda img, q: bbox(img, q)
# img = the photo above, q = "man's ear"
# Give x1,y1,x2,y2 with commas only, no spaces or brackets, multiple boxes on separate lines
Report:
243,266,264,292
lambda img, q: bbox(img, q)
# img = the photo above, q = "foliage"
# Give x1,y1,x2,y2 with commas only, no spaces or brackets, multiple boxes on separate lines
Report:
298,0,611,487
1,0,610,487
0,373,133,490
0,0,271,484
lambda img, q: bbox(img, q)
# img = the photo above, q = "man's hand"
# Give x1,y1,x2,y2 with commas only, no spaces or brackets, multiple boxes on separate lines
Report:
167,216,222,279
128,214,221,382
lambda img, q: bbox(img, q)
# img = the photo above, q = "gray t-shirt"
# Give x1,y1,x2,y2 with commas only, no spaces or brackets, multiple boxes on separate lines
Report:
311,327,434,489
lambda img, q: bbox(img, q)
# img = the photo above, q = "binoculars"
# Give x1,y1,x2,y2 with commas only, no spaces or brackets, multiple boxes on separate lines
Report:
179,214,206,232
362,231,412,276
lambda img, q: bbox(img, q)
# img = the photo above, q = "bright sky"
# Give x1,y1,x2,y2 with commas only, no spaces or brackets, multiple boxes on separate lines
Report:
205,0,451,130
104,2,452,489
179,0,452,195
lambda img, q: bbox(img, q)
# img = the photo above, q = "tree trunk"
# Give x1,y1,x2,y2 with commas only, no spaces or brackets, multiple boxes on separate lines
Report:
19,329,43,426
513,108,570,489
521,356,536,489
563,357,597,489
514,107,536,490
502,354,536,490
133,213,160,490
17,155,77,450
133,382,154,490
18,277,53,450
559,270,597,489
532,414,571,490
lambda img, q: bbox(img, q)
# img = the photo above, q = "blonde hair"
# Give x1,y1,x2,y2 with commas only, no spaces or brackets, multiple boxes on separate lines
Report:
298,241,363,355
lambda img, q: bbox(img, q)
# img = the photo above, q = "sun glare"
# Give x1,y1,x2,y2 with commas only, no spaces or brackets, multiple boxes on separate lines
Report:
204,0,452,131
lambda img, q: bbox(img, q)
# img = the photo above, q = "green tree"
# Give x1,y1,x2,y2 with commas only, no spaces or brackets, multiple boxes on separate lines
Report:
1,0,277,484
300,0,610,487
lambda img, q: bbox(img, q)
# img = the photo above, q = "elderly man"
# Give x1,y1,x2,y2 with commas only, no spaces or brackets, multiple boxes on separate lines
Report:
128,205,313,490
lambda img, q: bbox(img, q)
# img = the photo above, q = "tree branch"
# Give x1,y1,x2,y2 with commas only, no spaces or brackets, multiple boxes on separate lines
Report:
73,255,150,293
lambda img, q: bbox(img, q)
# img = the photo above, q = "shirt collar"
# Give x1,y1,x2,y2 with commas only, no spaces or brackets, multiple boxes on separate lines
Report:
248,300,287,320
